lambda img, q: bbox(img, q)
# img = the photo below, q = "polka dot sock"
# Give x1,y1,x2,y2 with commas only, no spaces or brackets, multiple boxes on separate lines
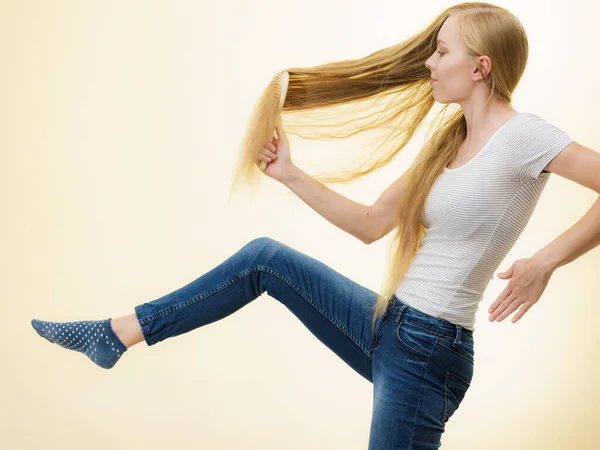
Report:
30,318,128,369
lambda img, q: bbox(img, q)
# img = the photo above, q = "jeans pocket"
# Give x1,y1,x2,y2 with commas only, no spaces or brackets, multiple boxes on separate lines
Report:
437,338,475,366
442,371,471,423
395,319,437,358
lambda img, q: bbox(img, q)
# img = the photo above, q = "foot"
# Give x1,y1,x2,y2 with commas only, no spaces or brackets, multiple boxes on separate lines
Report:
31,318,128,369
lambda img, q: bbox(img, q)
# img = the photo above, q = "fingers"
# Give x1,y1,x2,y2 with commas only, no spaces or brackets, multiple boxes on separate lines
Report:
262,141,278,158
258,136,279,166
256,153,272,167
265,141,278,152
262,149,277,159
257,145,277,165
258,154,273,163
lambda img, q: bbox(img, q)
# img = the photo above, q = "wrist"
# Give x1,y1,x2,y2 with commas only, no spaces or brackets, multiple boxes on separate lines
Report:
279,163,298,185
531,248,561,275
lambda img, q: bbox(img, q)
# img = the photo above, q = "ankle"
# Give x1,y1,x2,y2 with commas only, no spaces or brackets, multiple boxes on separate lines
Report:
110,314,144,348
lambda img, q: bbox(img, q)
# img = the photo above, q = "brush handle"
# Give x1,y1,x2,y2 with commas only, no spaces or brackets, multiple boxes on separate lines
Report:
260,71,289,172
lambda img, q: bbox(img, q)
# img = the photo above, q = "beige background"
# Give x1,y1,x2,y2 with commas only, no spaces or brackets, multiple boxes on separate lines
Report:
4,0,599,449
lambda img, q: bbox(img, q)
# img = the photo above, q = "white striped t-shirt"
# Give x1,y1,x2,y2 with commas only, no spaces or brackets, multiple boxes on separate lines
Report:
394,112,574,331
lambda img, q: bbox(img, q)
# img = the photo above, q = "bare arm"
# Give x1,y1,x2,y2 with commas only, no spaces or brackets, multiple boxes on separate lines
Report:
532,141,600,272
281,164,374,244
280,164,411,244
367,168,411,243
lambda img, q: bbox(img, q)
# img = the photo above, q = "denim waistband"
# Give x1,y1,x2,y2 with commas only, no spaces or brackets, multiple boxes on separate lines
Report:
388,294,473,348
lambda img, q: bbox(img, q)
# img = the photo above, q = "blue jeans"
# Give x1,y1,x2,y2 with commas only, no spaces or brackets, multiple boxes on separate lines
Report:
134,237,475,449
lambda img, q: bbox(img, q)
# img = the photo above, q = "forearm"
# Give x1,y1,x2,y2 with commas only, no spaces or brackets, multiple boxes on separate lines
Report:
532,194,600,272
281,164,373,244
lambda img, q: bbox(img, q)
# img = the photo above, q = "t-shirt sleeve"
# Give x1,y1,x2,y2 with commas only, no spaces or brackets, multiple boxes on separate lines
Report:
508,114,574,182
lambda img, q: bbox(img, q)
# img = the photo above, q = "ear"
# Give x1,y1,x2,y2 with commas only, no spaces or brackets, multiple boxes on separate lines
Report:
473,55,492,81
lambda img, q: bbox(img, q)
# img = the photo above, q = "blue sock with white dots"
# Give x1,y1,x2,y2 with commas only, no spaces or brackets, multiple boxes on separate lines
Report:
30,318,128,369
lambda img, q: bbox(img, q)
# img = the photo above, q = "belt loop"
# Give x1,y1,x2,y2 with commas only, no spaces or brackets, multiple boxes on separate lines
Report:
452,324,462,349
394,304,408,325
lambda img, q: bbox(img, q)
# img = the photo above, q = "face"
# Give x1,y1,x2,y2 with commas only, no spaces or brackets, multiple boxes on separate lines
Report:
425,15,490,105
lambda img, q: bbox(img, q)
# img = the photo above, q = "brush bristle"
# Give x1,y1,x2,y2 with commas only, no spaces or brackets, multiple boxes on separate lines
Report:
271,72,282,101
270,71,289,109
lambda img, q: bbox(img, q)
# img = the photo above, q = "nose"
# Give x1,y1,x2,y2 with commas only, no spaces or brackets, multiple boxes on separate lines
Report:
425,56,433,72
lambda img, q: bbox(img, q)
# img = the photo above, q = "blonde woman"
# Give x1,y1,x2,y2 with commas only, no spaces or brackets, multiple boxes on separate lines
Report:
31,2,600,448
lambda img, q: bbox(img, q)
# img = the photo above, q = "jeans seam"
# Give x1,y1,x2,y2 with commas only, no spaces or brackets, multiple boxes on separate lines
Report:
136,270,257,345
137,265,373,359
407,341,436,449
443,372,451,423
258,265,374,360
443,371,471,423
134,304,156,346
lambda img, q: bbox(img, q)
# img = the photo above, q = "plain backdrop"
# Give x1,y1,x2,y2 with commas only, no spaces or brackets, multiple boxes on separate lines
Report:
3,0,599,449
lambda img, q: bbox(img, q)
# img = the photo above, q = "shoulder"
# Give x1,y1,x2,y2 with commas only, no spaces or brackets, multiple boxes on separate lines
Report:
503,112,574,182
506,112,571,145
509,112,546,132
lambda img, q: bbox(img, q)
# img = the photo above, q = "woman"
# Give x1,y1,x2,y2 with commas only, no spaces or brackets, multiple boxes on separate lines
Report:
31,3,600,449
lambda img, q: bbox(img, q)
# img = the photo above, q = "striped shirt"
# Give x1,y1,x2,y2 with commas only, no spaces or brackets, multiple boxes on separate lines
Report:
394,112,574,331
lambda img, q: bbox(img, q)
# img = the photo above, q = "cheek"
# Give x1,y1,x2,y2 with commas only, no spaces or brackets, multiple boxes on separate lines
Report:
439,68,461,89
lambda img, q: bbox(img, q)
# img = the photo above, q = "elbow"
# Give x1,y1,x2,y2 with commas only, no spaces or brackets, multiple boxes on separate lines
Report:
362,209,380,245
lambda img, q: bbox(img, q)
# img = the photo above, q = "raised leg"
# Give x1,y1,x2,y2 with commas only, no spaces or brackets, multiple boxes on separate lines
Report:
133,237,382,381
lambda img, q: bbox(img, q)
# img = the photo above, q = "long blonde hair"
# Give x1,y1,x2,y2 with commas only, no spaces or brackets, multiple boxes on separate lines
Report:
229,2,529,335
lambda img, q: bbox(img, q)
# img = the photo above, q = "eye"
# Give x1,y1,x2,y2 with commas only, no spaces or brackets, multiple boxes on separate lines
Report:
437,50,445,56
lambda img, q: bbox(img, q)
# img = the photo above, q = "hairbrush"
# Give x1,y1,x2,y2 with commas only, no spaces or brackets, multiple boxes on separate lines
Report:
259,70,289,171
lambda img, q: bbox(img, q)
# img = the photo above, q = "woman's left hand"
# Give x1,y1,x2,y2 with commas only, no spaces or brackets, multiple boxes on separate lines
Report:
488,257,554,324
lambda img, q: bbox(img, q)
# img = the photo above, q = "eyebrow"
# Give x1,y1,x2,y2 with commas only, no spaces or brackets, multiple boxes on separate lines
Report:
437,39,448,45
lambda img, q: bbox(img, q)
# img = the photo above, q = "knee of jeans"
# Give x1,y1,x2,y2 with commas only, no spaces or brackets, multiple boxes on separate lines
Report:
250,236,277,246
246,236,281,252
241,237,281,265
